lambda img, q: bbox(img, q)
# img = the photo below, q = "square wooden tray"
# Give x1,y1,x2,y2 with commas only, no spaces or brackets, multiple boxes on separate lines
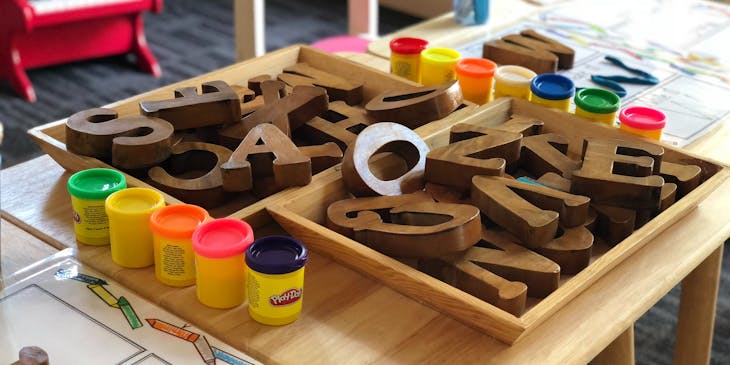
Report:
266,97,729,344
27,45,474,218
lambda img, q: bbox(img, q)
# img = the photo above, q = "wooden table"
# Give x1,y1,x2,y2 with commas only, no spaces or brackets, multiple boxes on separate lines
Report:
2,49,729,364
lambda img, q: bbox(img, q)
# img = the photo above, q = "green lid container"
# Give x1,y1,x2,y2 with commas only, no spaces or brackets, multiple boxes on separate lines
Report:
68,168,127,200
574,88,620,114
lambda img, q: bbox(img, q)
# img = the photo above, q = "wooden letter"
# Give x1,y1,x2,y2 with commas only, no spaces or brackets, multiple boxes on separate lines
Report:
66,108,174,169
591,203,636,245
425,124,521,190
218,85,329,147
483,29,575,73
571,138,664,209
533,226,593,275
471,175,590,247
140,80,242,130
536,172,572,192
495,115,544,136
660,161,702,198
296,101,375,150
521,133,580,178
342,122,430,196
279,63,363,105
299,142,344,174
422,227,561,299
326,192,482,258
148,142,233,209
220,123,311,192
365,81,463,129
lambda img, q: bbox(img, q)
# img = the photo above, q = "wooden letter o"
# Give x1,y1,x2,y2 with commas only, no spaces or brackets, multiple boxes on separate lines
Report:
341,122,430,196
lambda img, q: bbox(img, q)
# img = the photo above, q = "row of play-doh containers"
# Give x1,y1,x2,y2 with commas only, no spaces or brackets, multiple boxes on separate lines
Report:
389,37,666,140
67,170,308,326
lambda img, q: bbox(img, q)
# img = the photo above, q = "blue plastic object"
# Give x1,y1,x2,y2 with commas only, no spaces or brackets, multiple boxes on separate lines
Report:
530,73,575,100
454,0,489,25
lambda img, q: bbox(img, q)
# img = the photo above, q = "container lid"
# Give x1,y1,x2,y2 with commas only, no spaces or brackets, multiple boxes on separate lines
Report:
455,58,497,78
246,236,308,275
574,88,620,114
150,204,210,239
192,218,254,259
494,65,537,86
389,37,428,55
421,47,461,64
67,168,126,200
619,106,666,130
105,187,165,214
530,73,575,100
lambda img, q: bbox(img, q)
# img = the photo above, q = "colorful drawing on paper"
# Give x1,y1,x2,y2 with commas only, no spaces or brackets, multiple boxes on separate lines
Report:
454,0,730,147
1,257,260,365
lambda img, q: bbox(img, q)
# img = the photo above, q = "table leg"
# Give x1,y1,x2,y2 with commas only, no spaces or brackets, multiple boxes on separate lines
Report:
235,0,265,61
673,244,724,365
593,324,635,365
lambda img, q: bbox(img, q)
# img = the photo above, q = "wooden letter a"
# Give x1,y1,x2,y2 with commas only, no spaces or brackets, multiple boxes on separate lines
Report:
220,123,311,192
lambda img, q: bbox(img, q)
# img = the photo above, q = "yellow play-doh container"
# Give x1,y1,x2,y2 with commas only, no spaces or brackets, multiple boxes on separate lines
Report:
619,106,666,140
105,188,165,268
246,236,309,326
67,168,126,245
493,65,537,100
454,57,497,105
389,37,428,83
420,47,461,86
530,73,575,112
149,204,211,287
574,88,621,126
192,218,254,309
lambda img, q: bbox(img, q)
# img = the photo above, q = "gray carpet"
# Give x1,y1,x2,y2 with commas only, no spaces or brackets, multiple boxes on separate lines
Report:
0,1,727,364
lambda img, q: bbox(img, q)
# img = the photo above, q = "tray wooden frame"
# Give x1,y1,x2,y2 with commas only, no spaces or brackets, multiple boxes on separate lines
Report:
265,97,729,344
26,47,728,346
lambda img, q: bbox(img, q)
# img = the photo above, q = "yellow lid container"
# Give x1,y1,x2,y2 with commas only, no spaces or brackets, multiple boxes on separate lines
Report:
105,188,165,268
420,47,461,86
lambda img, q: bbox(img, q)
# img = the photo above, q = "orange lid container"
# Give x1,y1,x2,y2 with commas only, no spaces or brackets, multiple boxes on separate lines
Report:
150,204,210,240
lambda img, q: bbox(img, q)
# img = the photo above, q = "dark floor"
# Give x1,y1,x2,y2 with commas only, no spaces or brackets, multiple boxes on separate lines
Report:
0,0,421,168
0,1,728,364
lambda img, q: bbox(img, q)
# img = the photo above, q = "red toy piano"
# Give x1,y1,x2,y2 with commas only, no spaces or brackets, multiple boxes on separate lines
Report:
0,0,163,102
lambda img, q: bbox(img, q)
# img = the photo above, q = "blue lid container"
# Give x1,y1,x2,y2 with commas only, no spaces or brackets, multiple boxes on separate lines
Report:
530,73,575,100
246,236,308,274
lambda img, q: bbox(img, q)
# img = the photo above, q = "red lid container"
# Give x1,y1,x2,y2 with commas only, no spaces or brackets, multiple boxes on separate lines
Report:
389,37,428,55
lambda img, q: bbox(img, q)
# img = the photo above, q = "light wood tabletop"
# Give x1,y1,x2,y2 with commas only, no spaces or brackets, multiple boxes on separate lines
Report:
2,48,729,364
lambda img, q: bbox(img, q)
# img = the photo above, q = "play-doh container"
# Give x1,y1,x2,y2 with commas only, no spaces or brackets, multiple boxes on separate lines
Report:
619,106,666,140
67,168,126,245
106,187,165,268
493,65,536,100
192,218,254,309
420,47,461,86
389,37,428,83
246,236,309,326
574,88,621,126
150,204,210,287
530,73,575,111
455,57,497,104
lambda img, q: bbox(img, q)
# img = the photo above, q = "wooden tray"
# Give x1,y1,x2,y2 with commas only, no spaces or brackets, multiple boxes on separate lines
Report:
27,45,474,218
266,97,729,344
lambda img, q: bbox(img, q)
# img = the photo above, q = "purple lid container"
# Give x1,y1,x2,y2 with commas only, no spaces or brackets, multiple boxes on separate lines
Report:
245,236,308,274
